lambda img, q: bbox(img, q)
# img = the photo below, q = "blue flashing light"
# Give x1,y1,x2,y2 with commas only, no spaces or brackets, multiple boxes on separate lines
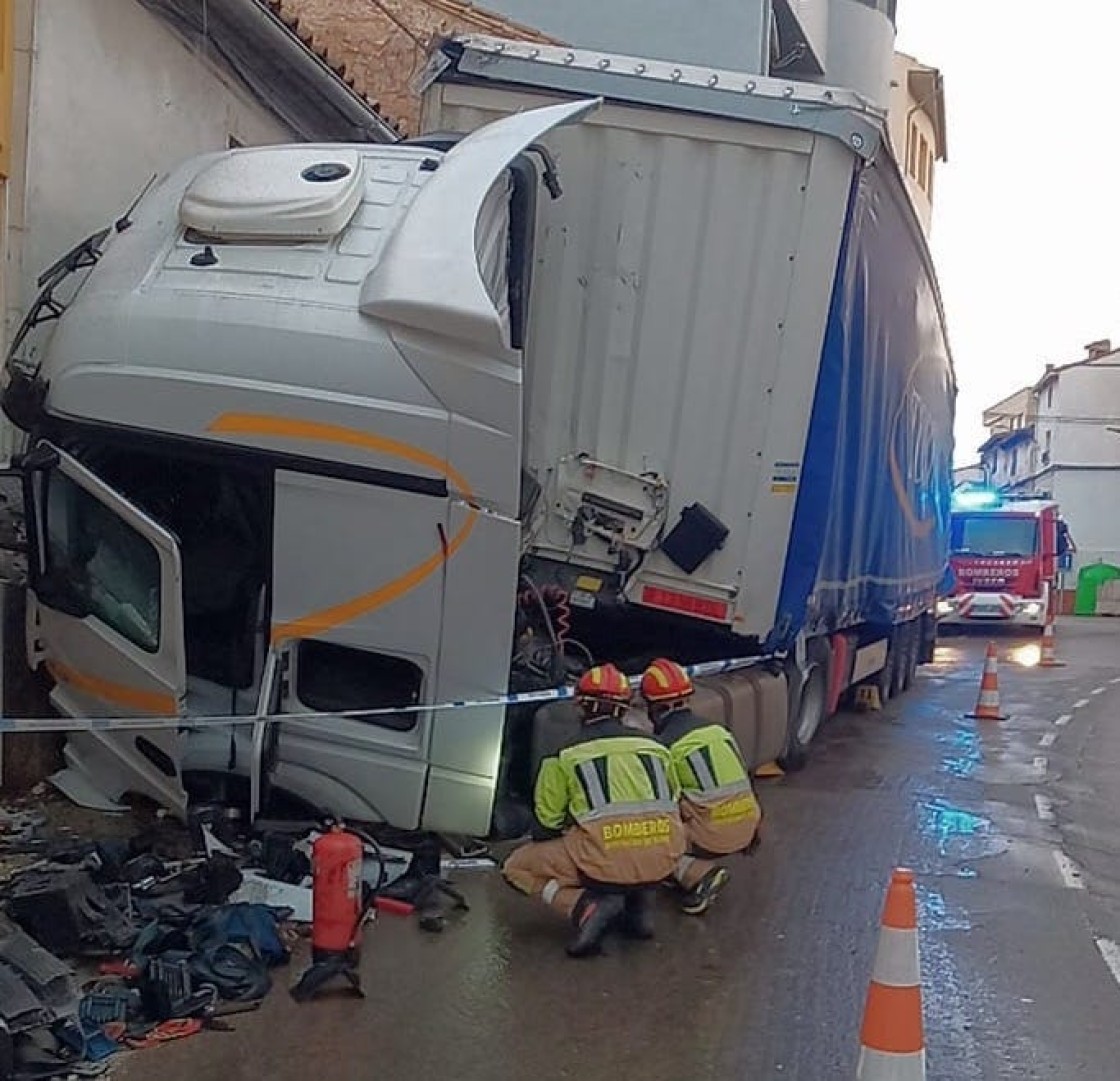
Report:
952,487,1002,511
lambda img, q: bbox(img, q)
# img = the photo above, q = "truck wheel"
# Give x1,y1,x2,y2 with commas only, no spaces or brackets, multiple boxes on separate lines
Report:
919,613,937,664
896,623,917,694
905,622,922,687
875,637,895,705
779,662,827,773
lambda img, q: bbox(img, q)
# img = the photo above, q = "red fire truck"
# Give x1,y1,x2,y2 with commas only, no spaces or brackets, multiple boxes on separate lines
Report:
938,491,1073,629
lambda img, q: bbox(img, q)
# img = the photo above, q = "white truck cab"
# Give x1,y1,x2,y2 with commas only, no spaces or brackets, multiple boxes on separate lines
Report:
5,100,600,835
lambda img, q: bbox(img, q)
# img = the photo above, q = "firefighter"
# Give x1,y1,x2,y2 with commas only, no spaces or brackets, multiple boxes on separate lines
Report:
502,663,686,958
639,658,762,916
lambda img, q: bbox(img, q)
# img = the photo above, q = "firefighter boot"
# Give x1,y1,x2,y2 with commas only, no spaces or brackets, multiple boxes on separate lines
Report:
567,892,625,958
619,890,656,941
680,866,731,916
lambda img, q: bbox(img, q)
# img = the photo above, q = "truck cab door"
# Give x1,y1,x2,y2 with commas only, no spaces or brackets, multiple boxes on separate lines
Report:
266,470,443,828
23,443,189,814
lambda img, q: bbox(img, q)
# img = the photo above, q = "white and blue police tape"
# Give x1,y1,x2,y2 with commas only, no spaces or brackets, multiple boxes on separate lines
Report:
0,654,776,733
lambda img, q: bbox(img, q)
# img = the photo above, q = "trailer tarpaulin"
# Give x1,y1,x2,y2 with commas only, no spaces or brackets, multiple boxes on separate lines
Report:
769,158,956,649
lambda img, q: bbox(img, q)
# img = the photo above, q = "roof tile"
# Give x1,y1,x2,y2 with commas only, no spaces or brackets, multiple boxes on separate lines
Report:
268,0,557,135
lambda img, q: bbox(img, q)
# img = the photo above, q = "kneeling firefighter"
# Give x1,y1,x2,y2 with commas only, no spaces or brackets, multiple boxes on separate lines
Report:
502,664,686,957
640,658,762,915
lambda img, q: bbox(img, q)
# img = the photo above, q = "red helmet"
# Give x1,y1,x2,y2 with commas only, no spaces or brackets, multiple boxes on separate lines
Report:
639,658,693,703
575,664,632,706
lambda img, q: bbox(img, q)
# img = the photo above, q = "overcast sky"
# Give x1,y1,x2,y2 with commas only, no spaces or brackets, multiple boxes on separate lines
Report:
894,2,1119,465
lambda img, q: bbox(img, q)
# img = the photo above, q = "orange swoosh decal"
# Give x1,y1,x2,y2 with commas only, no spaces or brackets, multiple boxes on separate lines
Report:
47,660,178,715
206,413,479,642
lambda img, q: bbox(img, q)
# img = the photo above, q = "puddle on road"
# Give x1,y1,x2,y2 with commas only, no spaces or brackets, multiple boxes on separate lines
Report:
917,883,973,931
935,720,1049,785
938,723,984,779
918,797,1009,862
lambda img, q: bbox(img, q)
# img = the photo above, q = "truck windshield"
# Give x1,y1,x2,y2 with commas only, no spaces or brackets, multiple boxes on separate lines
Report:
950,515,1037,558
46,472,161,652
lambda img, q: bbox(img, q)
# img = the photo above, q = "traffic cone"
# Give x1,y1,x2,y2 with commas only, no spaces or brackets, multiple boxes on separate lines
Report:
1038,610,1065,668
857,868,925,1080
966,642,1007,720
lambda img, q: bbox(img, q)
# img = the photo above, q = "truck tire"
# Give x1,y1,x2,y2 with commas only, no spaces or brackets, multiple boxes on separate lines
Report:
896,622,918,695
905,621,922,687
919,613,937,664
779,657,828,773
875,635,895,705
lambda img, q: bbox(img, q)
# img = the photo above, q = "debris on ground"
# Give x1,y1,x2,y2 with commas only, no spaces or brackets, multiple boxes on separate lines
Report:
0,792,496,1075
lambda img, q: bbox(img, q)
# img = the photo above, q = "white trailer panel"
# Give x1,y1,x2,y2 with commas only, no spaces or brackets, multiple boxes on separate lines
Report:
423,82,855,638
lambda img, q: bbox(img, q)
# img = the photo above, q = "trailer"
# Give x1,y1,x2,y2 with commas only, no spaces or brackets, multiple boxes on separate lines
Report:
0,36,954,837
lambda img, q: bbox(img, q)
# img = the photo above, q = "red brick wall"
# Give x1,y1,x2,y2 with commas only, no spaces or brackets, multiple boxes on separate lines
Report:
276,0,556,135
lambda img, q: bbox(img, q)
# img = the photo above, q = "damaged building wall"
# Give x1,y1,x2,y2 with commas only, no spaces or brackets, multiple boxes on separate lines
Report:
0,0,293,790
8,0,294,339
0,0,392,791
268,0,557,135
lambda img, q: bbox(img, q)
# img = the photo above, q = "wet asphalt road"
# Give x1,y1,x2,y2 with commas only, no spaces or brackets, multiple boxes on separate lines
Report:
117,619,1120,1081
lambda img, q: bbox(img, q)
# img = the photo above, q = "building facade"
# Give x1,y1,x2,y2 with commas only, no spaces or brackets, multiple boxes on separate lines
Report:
264,0,554,136
1,0,394,452
977,340,1120,574
886,50,946,236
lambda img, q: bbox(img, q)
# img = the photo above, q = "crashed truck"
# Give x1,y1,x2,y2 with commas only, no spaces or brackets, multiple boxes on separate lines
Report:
0,36,954,839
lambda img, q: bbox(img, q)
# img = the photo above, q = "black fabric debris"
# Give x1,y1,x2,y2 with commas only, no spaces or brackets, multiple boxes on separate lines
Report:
5,871,135,958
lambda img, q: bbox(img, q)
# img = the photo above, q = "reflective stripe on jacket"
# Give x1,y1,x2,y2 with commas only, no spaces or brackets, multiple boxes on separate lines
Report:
657,708,760,855
533,718,685,885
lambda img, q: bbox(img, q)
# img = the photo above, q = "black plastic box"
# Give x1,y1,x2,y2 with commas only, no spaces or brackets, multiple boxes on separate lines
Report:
659,503,730,574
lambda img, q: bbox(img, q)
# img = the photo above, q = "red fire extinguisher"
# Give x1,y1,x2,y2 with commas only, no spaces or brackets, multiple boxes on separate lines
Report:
311,825,363,958
292,823,375,1002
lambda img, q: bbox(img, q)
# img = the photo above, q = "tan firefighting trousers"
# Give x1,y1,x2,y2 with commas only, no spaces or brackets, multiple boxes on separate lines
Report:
502,838,586,918
674,795,762,889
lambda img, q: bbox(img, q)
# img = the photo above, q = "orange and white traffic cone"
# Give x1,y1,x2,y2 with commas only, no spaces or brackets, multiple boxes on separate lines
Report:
1038,610,1065,668
857,868,925,1080
966,642,1008,720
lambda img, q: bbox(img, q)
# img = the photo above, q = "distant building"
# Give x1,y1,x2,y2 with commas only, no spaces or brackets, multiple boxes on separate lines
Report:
886,51,946,236
953,463,985,488
977,339,1120,574
981,386,1033,435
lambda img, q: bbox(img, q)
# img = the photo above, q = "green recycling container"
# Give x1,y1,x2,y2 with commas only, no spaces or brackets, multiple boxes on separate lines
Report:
1074,563,1120,616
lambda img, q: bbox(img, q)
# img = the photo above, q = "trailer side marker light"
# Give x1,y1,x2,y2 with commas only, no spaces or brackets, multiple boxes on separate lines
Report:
640,586,729,622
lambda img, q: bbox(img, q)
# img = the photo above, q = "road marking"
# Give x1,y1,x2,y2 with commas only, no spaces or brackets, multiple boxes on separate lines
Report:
1033,756,1048,775
1097,939,1120,988
1073,699,1091,709
1034,794,1055,822
1092,687,1106,697
1056,714,1073,727
1039,732,1057,748
1111,677,1120,686
1053,850,1085,889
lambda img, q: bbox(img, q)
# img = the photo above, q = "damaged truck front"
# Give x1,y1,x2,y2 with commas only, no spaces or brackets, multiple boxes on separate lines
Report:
0,37,953,838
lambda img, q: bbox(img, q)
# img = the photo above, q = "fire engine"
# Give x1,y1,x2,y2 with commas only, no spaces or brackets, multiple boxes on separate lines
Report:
938,489,1071,629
